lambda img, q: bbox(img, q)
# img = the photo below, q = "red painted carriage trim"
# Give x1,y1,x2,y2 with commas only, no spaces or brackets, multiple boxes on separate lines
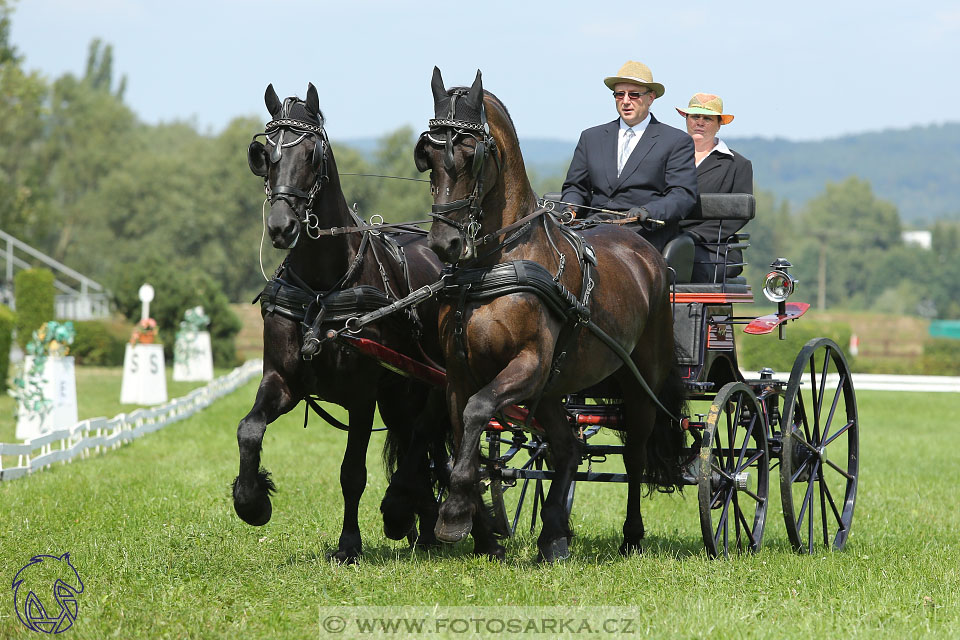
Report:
671,292,755,304
574,413,622,427
342,336,447,388
742,302,811,335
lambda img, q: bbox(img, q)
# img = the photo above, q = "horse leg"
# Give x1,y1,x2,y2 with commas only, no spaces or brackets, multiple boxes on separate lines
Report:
327,399,375,564
534,400,579,563
619,396,657,556
379,386,444,549
233,371,299,526
436,353,544,549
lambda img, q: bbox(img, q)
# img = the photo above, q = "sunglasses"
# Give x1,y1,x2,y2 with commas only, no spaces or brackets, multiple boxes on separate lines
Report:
613,90,650,101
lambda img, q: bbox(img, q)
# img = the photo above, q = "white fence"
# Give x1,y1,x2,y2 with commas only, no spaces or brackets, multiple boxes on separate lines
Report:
755,371,960,393
0,359,262,482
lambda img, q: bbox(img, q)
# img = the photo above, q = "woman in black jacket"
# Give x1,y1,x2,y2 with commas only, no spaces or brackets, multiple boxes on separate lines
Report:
677,93,753,282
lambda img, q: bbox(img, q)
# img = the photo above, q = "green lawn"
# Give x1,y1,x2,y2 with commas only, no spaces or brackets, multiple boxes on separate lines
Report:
1,382,957,639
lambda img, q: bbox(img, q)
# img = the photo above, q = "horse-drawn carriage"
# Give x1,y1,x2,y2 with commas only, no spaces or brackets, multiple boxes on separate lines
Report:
478,192,859,558
235,75,859,563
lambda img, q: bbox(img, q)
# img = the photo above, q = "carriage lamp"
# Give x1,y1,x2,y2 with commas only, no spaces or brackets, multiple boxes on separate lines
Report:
762,258,796,304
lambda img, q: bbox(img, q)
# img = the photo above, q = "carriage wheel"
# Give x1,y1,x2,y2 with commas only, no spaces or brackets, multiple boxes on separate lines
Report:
481,432,575,537
780,338,859,553
698,382,770,558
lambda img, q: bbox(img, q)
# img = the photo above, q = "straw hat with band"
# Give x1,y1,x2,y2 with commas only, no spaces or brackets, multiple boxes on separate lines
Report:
676,93,734,125
603,61,665,98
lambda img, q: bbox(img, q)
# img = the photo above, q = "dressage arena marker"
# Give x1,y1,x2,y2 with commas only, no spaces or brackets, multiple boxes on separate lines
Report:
0,359,262,482
15,355,79,440
120,343,168,404
120,282,168,403
173,331,214,382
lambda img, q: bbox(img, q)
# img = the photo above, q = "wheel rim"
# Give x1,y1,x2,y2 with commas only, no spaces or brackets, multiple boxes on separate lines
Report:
698,382,770,558
779,338,859,553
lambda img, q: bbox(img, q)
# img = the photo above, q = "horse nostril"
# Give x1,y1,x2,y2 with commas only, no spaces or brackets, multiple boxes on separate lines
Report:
448,237,461,260
284,219,297,238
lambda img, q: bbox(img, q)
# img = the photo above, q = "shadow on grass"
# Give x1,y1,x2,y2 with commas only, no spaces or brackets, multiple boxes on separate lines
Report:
281,538,478,568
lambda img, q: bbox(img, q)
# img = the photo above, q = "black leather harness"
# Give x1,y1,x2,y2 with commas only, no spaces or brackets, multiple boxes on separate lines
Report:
441,228,679,422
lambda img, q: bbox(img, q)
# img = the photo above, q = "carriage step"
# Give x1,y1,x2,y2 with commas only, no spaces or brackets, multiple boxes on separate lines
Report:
500,468,629,483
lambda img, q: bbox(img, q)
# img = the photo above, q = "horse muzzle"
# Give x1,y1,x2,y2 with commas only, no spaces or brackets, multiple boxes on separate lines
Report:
267,205,301,249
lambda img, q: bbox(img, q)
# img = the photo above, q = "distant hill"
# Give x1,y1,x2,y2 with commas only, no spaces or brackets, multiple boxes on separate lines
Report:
341,122,960,225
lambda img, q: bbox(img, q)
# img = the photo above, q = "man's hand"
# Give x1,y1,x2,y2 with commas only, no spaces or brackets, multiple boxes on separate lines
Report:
626,206,650,221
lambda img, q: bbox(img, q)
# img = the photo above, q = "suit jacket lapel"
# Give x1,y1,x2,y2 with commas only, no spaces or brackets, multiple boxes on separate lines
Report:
614,114,661,189
601,120,620,190
697,153,723,179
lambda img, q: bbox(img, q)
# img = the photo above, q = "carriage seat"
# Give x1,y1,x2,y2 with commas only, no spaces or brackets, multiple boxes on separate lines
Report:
693,193,756,222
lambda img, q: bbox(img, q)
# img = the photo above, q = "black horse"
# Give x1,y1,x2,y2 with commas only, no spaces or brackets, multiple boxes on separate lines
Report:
416,69,686,562
232,83,451,563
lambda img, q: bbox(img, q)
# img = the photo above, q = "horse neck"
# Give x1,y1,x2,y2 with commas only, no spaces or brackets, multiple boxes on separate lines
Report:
478,119,545,265
285,176,364,291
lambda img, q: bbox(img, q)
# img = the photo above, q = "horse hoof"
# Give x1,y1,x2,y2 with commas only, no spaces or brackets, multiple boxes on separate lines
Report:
326,548,361,565
233,497,272,526
434,517,472,543
536,537,570,564
383,515,417,541
619,539,643,556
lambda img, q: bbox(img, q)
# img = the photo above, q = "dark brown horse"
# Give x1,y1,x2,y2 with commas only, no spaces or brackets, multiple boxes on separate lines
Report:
416,69,686,562
232,84,452,563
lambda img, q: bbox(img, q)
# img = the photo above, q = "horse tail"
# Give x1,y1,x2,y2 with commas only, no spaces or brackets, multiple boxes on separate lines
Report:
643,363,688,493
381,382,451,492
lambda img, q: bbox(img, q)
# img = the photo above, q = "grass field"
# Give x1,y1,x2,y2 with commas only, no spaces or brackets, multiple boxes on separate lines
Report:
1,377,958,638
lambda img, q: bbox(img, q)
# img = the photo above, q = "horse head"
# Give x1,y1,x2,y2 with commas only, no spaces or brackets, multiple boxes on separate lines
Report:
248,83,332,249
416,67,513,264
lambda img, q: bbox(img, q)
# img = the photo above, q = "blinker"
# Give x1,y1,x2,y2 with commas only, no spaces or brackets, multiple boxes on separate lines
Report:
248,140,268,177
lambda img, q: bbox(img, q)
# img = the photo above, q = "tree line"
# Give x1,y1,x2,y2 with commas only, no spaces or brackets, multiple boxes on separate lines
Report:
2,10,959,321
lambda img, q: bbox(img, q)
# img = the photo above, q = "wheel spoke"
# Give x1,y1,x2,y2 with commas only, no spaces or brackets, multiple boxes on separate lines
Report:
714,489,734,548
823,419,854,448
792,435,820,456
824,455,855,481
818,470,844,528
807,355,819,435
734,499,758,549
819,471,829,546
796,392,813,443
734,412,756,470
512,477,531,534
738,486,764,504
796,460,817,532
711,461,733,482
737,449,765,474
820,375,845,445
790,458,812,484
815,351,830,442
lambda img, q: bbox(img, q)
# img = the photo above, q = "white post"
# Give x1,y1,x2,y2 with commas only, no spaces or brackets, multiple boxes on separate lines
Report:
139,283,155,322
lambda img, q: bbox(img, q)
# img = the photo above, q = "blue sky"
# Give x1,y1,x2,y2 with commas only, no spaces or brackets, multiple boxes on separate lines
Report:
9,0,959,142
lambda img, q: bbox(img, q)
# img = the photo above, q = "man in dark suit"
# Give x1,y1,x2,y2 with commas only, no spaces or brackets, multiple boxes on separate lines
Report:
561,61,698,253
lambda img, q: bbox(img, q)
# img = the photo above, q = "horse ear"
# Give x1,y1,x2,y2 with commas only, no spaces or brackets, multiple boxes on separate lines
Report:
306,83,320,116
431,66,446,106
265,84,281,117
466,70,484,109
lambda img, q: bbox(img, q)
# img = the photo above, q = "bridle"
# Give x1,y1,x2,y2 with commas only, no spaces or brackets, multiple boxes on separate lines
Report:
416,90,501,259
249,101,330,241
